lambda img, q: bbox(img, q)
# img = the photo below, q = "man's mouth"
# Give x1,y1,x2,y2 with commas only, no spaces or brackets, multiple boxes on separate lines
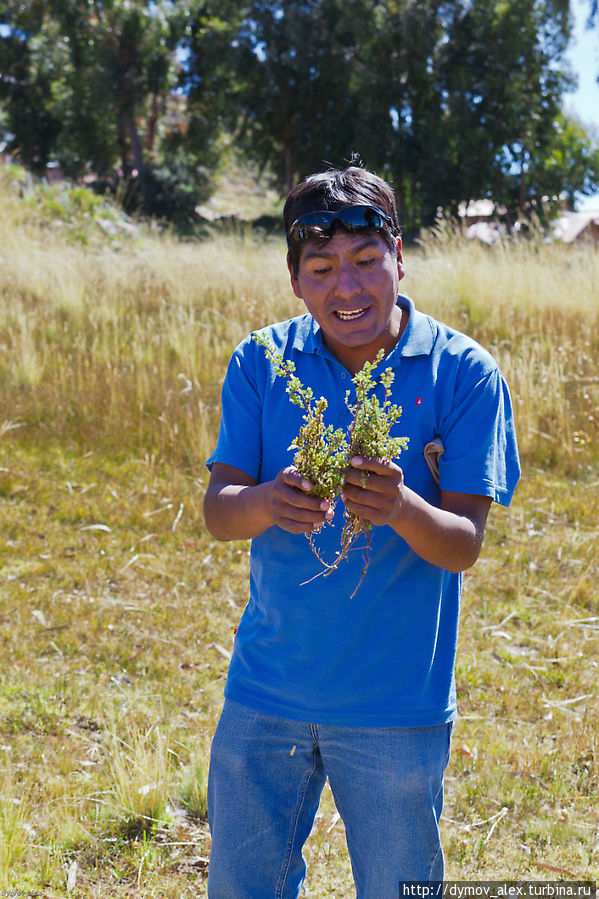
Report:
335,307,368,321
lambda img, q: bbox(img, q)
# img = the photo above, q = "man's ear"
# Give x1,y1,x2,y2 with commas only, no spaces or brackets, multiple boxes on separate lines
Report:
396,236,405,282
287,254,303,299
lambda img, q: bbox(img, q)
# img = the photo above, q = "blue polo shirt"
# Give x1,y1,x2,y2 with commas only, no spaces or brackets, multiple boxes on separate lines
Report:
206,295,520,726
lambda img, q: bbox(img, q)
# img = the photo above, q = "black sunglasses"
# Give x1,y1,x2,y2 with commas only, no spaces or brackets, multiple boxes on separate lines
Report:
286,205,394,246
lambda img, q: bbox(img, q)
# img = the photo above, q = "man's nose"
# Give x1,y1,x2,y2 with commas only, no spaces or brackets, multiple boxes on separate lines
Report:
334,263,361,298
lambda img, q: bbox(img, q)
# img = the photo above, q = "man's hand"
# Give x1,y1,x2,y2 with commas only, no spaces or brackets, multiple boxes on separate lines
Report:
203,461,333,541
204,459,492,572
341,456,404,528
268,466,334,534
341,455,493,572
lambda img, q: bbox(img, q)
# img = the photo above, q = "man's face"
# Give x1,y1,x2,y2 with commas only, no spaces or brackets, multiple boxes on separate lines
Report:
288,229,405,373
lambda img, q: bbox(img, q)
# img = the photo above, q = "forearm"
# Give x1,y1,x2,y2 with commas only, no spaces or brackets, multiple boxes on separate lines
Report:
342,457,490,573
203,481,275,541
204,463,335,541
389,486,483,572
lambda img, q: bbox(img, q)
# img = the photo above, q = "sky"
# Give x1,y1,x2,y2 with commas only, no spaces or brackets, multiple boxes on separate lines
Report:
564,0,599,209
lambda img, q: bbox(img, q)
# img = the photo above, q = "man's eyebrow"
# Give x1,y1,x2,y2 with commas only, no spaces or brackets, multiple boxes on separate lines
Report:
302,236,383,262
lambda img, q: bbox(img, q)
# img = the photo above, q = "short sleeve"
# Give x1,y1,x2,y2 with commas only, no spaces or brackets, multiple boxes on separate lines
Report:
206,337,263,480
438,366,520,506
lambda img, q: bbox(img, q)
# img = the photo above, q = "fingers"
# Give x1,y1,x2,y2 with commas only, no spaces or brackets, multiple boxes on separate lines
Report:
348,455,400,477
343,457,401,492
341,457,404,525
270,459,403,533
279,466,314,493
270,467,334,534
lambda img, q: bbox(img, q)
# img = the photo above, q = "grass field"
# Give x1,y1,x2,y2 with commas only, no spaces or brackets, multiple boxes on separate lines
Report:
0,166,598,896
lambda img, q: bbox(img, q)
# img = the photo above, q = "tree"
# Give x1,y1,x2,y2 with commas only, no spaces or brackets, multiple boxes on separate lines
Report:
217,0,371,193
1,1,174,174
349,0,575,223
177,1,249,178
217,0,582,230
2,0,595,229
434,0,573,218
0,0,228,219
525,112,599,209
0,4,62,173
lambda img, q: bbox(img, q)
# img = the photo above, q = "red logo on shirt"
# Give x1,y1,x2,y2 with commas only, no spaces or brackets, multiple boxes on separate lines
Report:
415,397,423,406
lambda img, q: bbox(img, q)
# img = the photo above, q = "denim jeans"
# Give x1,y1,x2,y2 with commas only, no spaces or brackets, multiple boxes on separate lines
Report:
207,699,453,899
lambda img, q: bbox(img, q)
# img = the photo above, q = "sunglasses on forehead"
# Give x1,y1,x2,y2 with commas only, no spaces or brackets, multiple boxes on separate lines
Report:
286,204,394,246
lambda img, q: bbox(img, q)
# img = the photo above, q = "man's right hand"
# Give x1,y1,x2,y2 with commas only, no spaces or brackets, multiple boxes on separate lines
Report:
268,466,334,534
203,461,333,541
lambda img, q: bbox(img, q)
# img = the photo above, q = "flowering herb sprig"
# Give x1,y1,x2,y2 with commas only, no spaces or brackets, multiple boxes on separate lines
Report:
253,333,348,508
341,349,409,552
253,334,409,590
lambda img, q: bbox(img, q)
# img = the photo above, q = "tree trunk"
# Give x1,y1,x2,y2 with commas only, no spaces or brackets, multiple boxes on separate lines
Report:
118,113,130,173
395,177,406,227
285,144,294,194
146,93,160,153
127,115,144,174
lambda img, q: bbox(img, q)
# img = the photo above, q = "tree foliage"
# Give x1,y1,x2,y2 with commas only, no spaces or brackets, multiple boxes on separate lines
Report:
0,0,230,219
2,2,171,172
524,111,599,207
224,0,586,228
0,0,597,228
221,0,370,192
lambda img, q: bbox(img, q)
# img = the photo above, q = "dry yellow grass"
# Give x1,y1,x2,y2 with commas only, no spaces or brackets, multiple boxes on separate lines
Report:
0,194,301,466
0,166,597,894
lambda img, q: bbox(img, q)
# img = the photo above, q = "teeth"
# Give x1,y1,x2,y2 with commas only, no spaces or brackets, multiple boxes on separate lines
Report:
336,307,366,320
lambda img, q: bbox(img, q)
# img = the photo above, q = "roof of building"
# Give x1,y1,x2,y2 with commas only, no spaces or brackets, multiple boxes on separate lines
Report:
551,210,599,243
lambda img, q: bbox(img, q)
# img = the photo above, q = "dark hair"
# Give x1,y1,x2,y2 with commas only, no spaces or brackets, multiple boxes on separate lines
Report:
284,165,401,272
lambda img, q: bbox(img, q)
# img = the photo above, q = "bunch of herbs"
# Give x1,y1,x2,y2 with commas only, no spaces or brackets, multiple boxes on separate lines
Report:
253,336,409,580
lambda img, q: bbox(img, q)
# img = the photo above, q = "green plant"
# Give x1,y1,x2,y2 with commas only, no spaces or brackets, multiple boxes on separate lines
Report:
0,766,30,889
253,334,350,508
179,758,208,820
253,335,409,581
104,720,172,838
341,353,409,570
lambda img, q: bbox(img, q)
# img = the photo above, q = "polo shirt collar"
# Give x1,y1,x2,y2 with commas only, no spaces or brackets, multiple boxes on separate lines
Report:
389,294,435,359
293,294,435,360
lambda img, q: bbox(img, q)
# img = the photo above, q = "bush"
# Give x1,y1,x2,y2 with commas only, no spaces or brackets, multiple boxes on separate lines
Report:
115,157,212,229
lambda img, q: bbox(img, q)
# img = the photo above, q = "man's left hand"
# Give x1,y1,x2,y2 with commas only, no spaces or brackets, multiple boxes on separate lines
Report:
342,455,493,572
341,456,405,528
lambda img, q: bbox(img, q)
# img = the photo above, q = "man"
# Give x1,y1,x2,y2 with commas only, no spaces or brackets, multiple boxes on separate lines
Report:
203,164,520,897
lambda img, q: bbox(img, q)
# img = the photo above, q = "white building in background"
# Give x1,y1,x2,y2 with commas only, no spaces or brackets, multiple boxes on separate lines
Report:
551,210,599,245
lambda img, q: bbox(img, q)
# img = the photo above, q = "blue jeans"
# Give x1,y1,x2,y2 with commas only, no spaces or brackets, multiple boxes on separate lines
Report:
207,699,453,898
